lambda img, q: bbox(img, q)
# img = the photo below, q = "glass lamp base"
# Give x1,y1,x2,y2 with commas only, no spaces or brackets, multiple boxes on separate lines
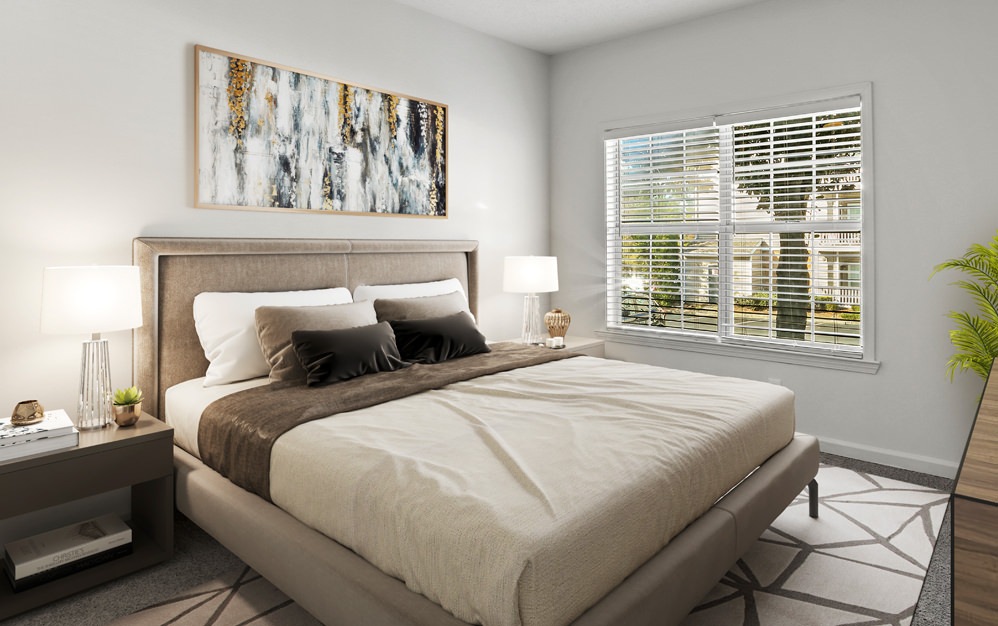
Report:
77,337,113,429
520,293,544,345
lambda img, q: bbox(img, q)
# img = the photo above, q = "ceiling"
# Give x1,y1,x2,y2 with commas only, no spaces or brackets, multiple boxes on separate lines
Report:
391,0,771,55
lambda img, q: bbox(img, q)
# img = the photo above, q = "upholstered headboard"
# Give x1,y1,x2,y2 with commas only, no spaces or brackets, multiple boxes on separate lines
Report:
132,238,479,418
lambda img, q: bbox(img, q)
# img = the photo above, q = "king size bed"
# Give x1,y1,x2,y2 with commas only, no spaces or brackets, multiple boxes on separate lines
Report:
133,236,819,626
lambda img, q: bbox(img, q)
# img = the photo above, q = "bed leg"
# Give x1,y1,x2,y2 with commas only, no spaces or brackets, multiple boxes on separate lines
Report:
808,478,819,518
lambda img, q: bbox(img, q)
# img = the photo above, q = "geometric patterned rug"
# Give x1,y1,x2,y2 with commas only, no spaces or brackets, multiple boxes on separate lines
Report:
683,464,949,626
114,464,948,626
108,566,321,626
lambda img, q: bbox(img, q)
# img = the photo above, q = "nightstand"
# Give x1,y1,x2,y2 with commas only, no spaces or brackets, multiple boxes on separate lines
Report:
559,336,605,357
497,336,606,357
0,414,173,619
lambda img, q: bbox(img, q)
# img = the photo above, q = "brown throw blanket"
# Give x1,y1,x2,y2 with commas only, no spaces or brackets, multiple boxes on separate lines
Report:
198,342,579,501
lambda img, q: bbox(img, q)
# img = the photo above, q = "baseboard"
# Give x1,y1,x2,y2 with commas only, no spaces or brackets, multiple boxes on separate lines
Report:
818,436,958,479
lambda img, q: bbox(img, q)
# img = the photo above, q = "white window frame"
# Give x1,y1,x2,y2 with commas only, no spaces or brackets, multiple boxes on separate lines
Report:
598,84,879,374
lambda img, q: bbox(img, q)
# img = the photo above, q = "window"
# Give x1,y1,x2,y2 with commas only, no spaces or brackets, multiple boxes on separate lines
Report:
604,89,874,368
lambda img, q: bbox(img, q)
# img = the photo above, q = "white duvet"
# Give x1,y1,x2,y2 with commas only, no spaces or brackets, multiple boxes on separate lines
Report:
167,356,795,626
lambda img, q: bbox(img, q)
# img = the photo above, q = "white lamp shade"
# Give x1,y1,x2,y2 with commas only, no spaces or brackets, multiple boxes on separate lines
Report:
41,265,143,335
503,256,559,294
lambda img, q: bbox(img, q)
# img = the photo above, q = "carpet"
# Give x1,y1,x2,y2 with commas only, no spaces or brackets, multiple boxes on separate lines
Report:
683,465,949,626
108,566,321,626
113,464,948,626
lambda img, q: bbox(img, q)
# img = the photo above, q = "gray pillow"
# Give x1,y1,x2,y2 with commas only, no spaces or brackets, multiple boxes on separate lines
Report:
255,300,377,383
373,290,469,323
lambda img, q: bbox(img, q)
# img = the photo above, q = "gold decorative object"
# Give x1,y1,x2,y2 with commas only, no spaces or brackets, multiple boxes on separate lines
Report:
544,308,571,338
112,403,141,427
11,400,45,426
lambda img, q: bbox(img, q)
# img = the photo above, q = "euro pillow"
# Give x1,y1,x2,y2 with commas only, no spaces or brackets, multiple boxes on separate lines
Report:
353,278,465,303
193,287,352,386
255,301,378,383
389,311,491,364
373,290,470,323
291,322,408,387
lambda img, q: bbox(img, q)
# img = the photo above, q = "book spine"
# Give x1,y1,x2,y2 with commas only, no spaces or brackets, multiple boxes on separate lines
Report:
13,530,131,579
0,432,79,463
0,431,73,448
7,543,133,593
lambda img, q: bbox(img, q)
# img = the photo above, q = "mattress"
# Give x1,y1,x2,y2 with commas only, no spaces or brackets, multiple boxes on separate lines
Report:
165,375,268,459
165,355,795,626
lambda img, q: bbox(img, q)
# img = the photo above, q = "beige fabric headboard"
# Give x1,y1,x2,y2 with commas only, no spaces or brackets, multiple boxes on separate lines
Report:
132,238,479,418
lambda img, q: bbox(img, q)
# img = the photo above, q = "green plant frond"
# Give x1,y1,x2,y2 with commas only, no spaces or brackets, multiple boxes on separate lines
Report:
948,328,994,357
935,231,998,381
933,255,998,288
968,241,998,264
952,280,998,324
948,310,998,344
946,353,993,381
949,313,998,357
948,329,987,356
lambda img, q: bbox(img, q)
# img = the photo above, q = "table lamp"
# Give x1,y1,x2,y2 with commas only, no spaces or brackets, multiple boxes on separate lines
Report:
503,256,558,345
41,266,143,429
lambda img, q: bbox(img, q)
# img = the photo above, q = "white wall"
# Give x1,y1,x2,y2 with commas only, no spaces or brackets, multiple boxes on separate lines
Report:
0,0,550,415
550,0,998,477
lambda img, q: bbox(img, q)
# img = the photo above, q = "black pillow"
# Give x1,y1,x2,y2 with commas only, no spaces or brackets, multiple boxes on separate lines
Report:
291,322,408,387
389,311,491,364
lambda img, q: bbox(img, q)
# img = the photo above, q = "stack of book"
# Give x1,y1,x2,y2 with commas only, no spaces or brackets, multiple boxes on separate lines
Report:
0,409,79,463
3,513,133,592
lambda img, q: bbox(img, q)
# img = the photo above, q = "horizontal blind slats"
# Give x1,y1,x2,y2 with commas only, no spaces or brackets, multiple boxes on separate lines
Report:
606,102,863,354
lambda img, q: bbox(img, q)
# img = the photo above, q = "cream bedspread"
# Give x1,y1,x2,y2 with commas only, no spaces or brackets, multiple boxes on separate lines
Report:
265,356,794,626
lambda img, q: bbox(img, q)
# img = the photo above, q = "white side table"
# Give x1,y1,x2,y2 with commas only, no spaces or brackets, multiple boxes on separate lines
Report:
497,336,605,357
558,336,605,357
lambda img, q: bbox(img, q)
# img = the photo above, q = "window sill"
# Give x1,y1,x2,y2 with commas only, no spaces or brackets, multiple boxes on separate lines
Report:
596,327,881,374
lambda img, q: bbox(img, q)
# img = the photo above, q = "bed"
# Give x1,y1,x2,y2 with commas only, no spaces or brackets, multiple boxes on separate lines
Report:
133,236,819,626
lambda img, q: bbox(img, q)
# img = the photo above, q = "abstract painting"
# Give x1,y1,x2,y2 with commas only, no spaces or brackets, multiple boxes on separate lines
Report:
195,45,447,217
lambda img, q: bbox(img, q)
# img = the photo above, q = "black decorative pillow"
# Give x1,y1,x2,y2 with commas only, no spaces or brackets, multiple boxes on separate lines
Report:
389,311,490,364
291,322,408,387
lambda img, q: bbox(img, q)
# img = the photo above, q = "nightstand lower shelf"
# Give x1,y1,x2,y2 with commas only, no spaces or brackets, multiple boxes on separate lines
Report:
0,522,170,616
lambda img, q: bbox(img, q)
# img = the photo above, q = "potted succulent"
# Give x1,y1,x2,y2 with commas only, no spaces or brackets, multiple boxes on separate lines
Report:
111,386,143,427
931,232,998,381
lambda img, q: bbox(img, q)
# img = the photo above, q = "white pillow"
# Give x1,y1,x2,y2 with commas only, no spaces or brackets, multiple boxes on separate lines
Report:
353,278,466,304
193,288,352,386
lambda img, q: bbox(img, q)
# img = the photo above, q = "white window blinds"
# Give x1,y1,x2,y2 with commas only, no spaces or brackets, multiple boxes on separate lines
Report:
606,96,865,358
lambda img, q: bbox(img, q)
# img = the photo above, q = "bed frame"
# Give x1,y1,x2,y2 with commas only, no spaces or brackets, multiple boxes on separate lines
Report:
133,236,819,626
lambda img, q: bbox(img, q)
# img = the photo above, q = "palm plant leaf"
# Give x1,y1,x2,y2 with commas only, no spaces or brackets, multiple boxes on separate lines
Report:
951,280,998,325
932,246,998,287
933,231,998,381
945,313,998,380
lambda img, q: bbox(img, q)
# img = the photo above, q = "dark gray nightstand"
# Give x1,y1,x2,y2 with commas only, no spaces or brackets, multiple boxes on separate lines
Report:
0,414,173,619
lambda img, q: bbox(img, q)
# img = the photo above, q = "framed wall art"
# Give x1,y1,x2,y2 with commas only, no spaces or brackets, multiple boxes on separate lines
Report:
195,45,447,217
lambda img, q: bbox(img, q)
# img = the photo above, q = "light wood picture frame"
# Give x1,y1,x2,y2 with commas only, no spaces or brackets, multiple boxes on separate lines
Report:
195,45,447,217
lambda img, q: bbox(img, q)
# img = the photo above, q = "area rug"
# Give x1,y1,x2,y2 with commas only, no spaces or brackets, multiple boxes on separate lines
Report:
109,566,321,626
683,465,949,626
115,465,947,626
